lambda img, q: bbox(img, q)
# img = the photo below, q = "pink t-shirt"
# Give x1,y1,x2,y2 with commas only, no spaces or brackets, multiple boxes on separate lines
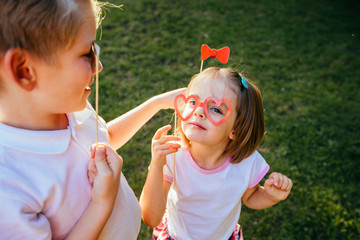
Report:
163,148,269,240
0,102,141,240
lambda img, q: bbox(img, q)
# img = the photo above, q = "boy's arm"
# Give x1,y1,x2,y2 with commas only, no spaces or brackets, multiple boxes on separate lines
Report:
242,172,292,210
107,88,186,150
139,125,180,228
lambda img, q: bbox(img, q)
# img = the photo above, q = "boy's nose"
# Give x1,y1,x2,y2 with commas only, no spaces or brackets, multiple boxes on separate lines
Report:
92,60,103,74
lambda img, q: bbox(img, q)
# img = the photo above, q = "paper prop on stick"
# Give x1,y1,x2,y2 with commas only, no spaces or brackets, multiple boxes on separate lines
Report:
171,44,231,181
200,44,230,72
173,44,232,127
92,42,100,144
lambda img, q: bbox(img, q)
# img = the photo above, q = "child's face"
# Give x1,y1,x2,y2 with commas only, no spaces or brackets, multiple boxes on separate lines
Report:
181,77,237,147
31,5,101,114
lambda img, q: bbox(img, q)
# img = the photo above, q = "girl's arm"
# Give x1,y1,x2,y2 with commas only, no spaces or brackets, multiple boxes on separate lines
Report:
66,144,122,240
242,172,292,210
107,88,186,150
140,164,172,228
139,125,181,228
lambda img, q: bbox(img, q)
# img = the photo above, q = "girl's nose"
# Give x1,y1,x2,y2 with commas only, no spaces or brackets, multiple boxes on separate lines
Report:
194,107,206,119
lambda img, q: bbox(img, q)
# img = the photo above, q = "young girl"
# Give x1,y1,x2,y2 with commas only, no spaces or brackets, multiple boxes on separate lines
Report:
0,0,184,239
140,67,293,240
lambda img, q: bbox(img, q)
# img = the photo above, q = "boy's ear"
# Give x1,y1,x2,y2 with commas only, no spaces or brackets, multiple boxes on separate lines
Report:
4,49,37,91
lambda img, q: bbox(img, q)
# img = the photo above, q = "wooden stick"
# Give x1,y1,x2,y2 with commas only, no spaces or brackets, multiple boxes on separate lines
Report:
95,49,99,144
173,113,177,183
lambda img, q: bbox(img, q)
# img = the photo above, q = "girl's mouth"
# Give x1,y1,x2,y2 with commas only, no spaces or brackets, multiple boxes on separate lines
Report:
188,122,206,130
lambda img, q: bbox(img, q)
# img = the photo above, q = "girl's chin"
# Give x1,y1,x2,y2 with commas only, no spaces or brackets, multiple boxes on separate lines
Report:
184,131,203,143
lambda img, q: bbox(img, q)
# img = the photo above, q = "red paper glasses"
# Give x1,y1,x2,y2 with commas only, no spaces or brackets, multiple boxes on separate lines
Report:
174,94,232,126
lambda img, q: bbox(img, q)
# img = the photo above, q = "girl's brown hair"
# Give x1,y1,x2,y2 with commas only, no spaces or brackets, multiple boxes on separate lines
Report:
176,67,265,163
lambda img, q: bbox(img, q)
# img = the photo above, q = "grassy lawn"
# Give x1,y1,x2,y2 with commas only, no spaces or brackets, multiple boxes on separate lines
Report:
92,0,359,239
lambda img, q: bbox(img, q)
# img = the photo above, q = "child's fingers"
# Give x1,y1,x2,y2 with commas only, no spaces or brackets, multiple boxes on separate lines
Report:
159,88,187,109
88,144,98,184
154,142,181,151
88,171,95,184
90,144,96,158
268,172,293,190
269,172,279,187
88,157,96,184
153,125,172,140
282,177,293,191
153,141,181,155
264,178,274,188
88,155,96,172
266,172,280,188
286,178,293,191
278,174,284,188
94,144,112,175
152,136,180,152
156,136,181,145
103,144,123,173
280,179,290,191
161,148,179,155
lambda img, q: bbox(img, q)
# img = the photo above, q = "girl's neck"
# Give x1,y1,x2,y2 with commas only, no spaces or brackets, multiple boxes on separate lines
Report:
188,142,228,170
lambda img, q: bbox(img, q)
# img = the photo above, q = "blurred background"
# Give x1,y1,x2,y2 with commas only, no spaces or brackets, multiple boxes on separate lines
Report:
91,0,359,239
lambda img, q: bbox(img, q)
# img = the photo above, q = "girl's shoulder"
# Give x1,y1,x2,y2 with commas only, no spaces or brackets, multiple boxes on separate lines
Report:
233,150,269,188
234,150,266,166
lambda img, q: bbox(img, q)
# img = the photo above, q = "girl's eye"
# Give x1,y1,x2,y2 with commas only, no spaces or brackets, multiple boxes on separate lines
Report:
187,100,196,107
210,107,223,115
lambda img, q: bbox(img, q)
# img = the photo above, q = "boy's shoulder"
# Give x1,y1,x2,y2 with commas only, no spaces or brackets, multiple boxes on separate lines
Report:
0,122,71,155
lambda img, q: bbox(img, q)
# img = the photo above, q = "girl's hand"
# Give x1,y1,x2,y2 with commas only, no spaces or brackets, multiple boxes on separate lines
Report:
263,172,293,202
151,125,181,168
154,88,187,110
88,143,122,204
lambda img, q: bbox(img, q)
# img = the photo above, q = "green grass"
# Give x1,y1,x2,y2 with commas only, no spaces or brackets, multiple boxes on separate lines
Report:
91,0,360,239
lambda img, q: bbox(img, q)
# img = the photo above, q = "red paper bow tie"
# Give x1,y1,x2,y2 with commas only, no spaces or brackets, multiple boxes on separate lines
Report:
201,44,230,64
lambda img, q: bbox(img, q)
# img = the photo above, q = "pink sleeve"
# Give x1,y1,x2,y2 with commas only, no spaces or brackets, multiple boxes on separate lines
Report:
163,174,173,183
248,152,270,188
248,165,269,188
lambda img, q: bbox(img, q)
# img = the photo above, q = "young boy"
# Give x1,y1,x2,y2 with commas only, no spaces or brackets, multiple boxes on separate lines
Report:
0,0,184,239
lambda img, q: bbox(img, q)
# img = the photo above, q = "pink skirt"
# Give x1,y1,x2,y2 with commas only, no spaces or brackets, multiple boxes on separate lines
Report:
153,212,243,240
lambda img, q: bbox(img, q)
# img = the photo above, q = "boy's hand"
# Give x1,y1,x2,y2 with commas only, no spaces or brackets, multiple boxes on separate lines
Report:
151,125,181,168
155,88,187,110
88,143,122,204
264,172,292,202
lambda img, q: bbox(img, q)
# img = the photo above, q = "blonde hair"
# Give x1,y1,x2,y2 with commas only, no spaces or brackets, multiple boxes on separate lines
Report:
0,0,103,62
176,67,265,163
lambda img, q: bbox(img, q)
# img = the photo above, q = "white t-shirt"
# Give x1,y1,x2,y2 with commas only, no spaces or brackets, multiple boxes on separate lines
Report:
0,102,141,240
163,148,269,240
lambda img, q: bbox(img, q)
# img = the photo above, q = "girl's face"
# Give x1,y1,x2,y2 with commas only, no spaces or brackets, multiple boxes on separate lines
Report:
181,76,237,148
32,5,102,115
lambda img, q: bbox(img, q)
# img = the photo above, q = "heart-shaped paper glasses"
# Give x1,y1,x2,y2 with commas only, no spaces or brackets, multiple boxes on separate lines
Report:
174,94,232,126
